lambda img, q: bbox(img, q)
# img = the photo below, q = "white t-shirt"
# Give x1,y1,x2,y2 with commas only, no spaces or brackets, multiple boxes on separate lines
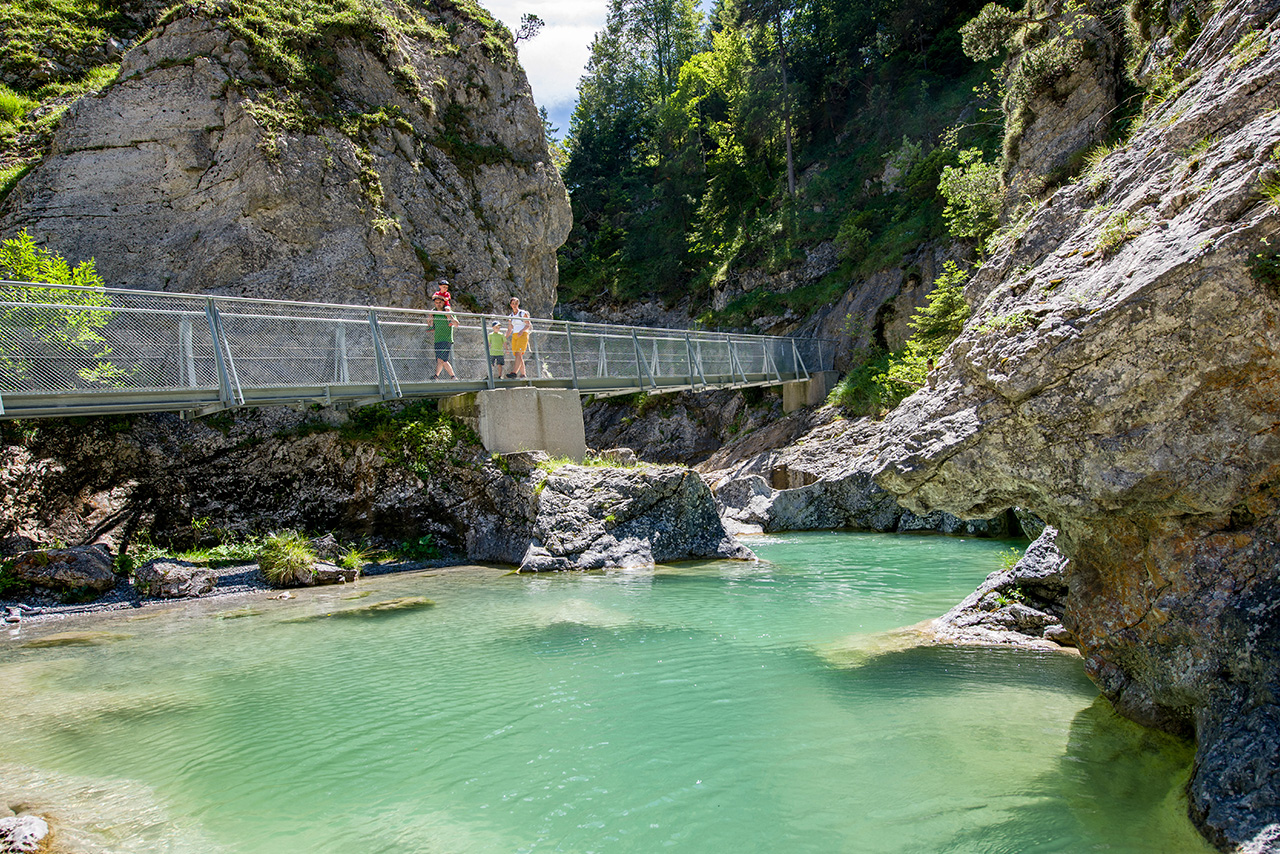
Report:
509,309,530,334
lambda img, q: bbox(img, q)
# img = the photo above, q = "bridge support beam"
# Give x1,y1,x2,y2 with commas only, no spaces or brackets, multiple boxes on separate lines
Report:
440,388,587,461
781,370,839,413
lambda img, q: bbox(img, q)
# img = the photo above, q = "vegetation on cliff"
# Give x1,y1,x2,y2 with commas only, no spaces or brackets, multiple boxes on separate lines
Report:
0,0,519,206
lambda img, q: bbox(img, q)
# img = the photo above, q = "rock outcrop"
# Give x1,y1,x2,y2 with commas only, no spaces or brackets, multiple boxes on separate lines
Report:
517,464,754,571
698,408,1019,537
871,1,1280,848
931,526,1071,649
0,0,571,316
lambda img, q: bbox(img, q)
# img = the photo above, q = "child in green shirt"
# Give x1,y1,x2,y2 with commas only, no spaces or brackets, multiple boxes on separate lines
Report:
487,320,507,375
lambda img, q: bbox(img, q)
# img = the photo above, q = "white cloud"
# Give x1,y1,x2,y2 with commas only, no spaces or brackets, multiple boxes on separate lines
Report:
483,0,608,135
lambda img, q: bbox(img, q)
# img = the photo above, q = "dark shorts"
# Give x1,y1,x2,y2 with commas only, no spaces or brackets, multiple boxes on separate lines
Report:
435,341,452,361
490,355,505,367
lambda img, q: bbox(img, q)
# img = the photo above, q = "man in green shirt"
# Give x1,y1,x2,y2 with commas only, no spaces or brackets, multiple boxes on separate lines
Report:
432,294,459,379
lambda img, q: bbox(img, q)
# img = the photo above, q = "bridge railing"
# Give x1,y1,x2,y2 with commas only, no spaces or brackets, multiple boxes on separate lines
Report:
0,282,836,417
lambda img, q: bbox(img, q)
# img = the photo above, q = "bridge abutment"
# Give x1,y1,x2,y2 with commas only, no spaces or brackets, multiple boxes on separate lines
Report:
781,371,839,413
440,388,587,461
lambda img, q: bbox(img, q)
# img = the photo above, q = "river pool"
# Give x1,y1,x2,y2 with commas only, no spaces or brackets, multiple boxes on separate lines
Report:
0,532,1211,853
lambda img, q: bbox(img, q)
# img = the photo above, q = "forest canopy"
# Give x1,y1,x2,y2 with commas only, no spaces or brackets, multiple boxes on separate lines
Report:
557,0,1006,323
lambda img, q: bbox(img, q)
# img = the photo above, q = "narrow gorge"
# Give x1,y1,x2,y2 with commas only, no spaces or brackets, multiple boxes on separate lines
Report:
2,0,1279,850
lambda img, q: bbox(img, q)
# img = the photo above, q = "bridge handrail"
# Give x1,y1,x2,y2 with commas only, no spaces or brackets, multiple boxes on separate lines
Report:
0,281,825,345
0,280,836,418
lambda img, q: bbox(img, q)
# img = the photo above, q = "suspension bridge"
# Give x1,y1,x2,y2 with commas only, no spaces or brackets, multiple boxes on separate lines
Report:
0,282,836,457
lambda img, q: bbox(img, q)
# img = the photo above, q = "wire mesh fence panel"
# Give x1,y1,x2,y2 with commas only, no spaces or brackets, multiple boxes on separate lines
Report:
0,282,838,416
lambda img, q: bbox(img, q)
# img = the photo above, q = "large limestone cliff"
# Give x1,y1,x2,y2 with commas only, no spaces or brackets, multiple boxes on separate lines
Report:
872,1,1280,849
0,0,571,315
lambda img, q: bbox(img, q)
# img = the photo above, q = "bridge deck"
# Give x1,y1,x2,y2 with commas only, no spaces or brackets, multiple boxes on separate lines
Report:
0,282,834,420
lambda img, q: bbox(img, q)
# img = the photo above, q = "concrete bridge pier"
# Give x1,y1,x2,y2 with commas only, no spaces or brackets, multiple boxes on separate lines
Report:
440,388,587,461
782,370,840,413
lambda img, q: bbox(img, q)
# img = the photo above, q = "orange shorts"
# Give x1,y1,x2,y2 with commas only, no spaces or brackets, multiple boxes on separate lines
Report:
512,331,529,353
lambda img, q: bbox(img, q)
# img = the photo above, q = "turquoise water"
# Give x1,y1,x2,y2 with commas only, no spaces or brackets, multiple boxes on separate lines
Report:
1,532,1211,853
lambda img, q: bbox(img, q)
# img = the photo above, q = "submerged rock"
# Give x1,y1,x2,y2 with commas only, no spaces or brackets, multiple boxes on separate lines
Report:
19,631,131,649
281,596,435,622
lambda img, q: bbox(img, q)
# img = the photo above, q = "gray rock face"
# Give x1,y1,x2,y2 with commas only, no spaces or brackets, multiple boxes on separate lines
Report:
134,558,216,598
7,545,115,594
872,1,1280,848
519,464,755,572
1001,0,1120,199
700,410,1017,537
0,3,571,316
583,389,784,465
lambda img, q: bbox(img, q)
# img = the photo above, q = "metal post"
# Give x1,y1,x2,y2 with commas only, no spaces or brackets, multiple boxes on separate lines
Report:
367,310,401,400
684,333,696,390
335,324,350,384
792,339,809,381
205,300,243,406
651,339,661,380
632,329,655,389
179,317,196,387
730,338,748,385
695,339,707,386
597,338,608,378
530,328,541,381
566,324,579,389
766,344,783,383
483,318,495,389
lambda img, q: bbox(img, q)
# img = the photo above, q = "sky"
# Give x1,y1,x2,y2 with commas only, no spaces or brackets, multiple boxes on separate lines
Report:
484,0,609,139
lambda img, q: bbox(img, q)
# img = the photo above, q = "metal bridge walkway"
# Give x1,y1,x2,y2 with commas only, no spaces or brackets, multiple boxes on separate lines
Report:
0,282,835,420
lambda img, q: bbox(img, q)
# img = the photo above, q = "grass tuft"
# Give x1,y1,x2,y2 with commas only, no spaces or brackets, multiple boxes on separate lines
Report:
258,530,317,586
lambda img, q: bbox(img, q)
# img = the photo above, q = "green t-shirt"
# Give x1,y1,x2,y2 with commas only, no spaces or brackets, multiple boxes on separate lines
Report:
434,312,454,343
487,330,505,356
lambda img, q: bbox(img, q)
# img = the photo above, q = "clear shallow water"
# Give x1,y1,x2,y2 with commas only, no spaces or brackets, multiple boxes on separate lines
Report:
0,532,1211,853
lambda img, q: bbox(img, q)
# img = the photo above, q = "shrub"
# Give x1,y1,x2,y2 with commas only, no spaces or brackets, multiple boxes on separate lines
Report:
938,149,1002,245
393,534,439,561
1095,210,1145,256
259,530,317,586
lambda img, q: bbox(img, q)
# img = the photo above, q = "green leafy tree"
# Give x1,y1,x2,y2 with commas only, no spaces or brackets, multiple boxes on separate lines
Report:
0,229,123,387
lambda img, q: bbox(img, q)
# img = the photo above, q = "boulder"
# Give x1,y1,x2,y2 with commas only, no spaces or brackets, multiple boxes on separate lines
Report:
932,527,1071,649
265,561,357,589
7,545,116,595
519,464,755,572
134,559,216,598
